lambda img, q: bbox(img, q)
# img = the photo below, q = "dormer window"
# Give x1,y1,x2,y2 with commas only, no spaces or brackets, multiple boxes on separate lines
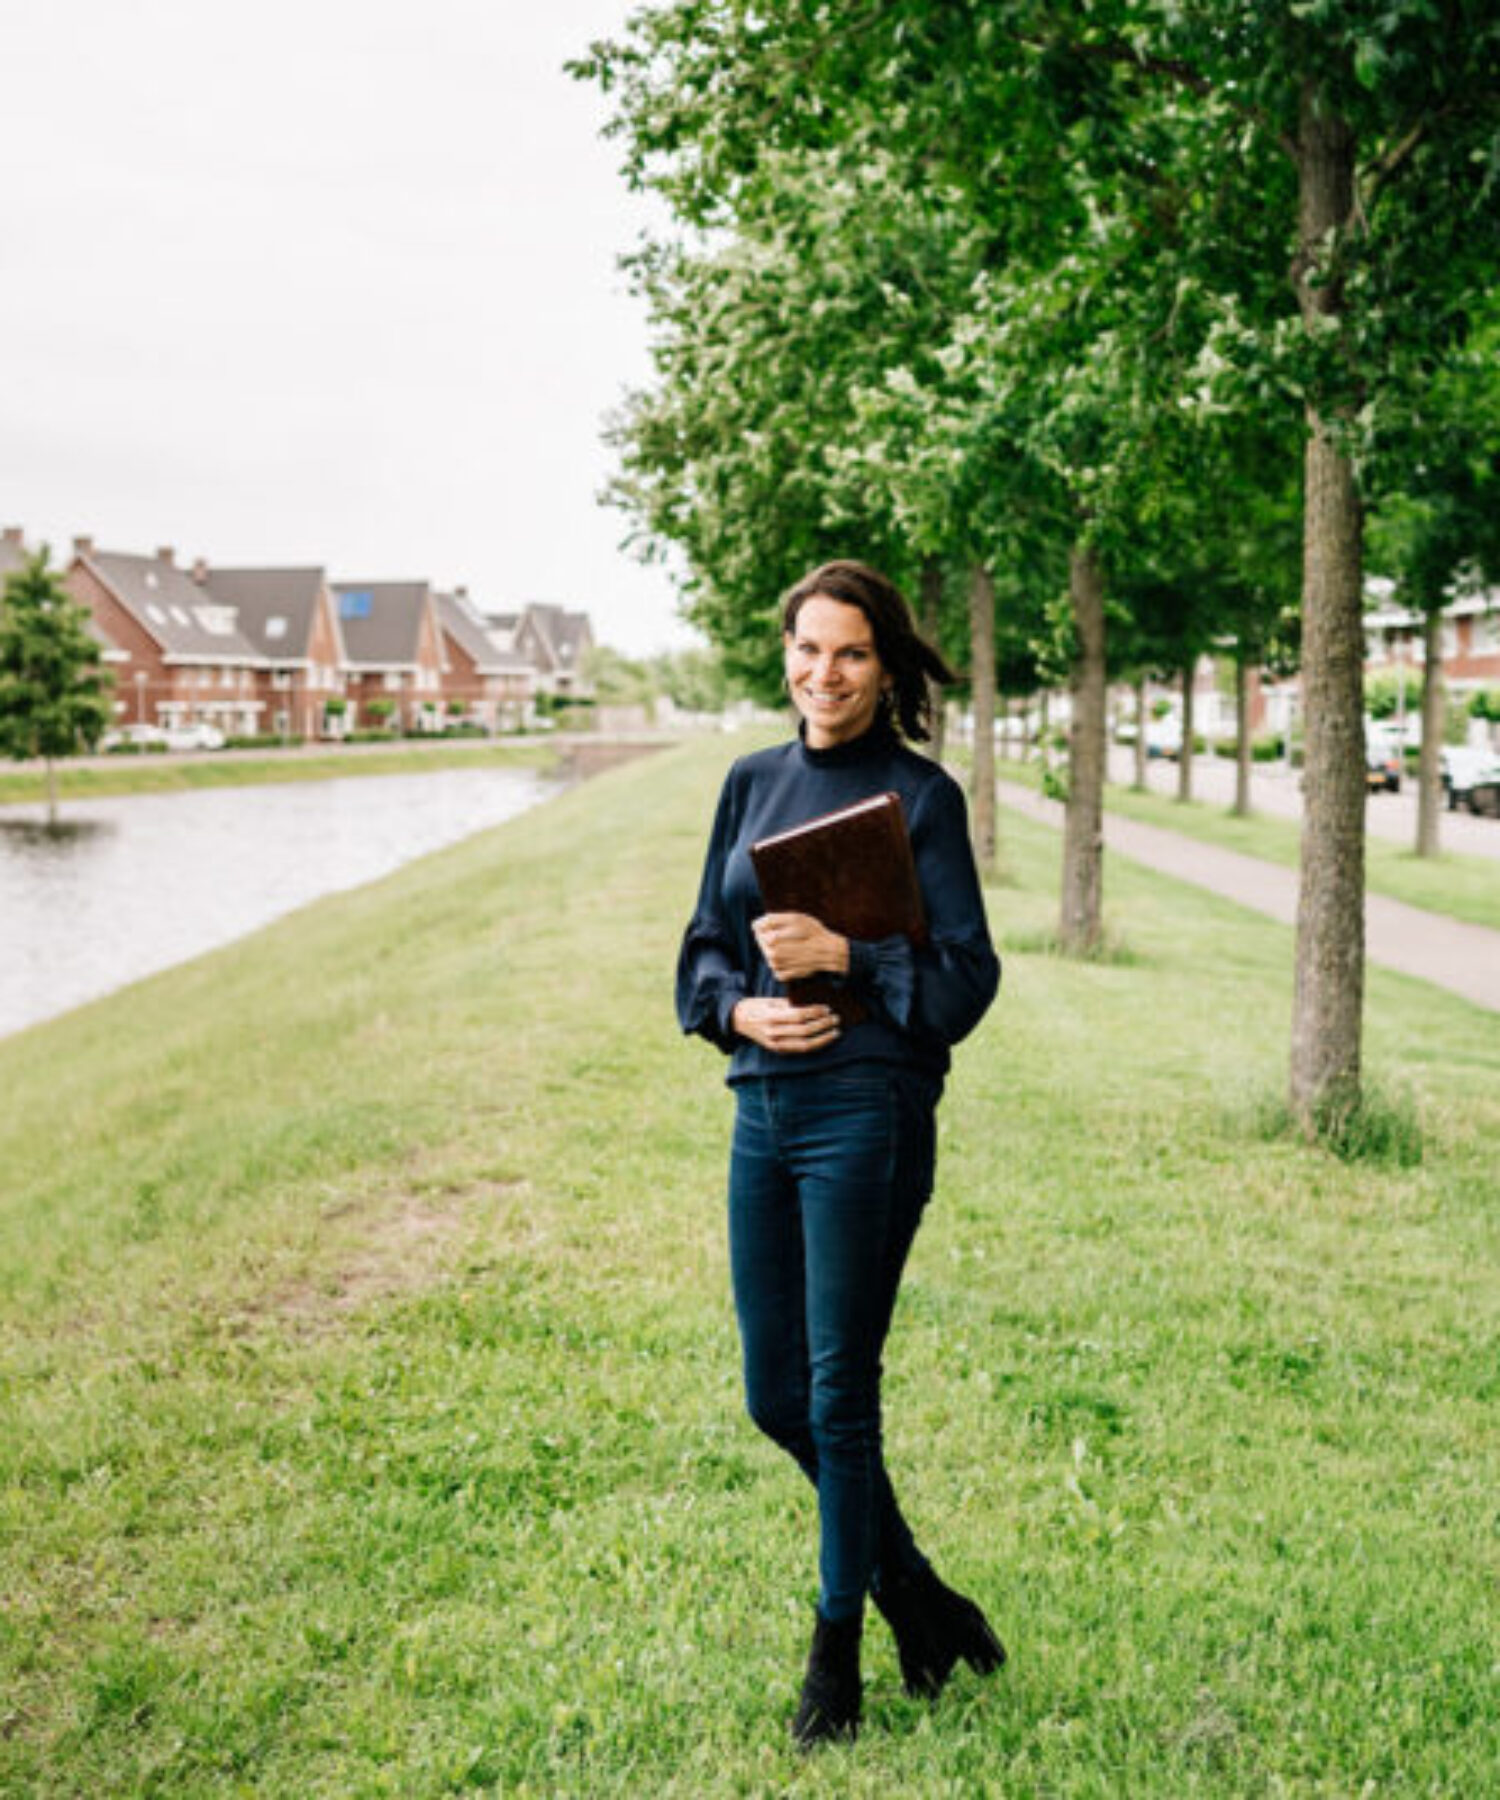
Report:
193,605,237,636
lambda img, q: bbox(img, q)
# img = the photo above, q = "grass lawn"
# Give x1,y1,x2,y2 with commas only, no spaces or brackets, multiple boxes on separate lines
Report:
992,755,1500,934
0,739,560,809
2,735,1497,1795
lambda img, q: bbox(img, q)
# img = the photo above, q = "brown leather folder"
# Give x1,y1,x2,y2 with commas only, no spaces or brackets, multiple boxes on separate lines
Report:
749,791,925,1023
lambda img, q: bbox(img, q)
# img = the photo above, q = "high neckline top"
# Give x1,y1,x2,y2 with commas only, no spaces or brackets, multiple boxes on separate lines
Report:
795,716,900,770
677,727,1000,1085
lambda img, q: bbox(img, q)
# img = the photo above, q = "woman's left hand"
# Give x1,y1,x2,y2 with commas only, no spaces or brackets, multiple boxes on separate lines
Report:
753,912,850,983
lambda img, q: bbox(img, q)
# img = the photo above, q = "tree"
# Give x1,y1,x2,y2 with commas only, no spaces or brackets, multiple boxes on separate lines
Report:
1366,308,1500,854
581,0,1500,1133
0,549,113,824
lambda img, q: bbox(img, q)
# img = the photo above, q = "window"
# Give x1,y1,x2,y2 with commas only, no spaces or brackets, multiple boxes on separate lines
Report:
384,671,402,691
193,605,236,636
146,602,167,625
170,605,191,626
1475,611,1500,656
340,590,373,620
273,671,292,690
265,616,288,641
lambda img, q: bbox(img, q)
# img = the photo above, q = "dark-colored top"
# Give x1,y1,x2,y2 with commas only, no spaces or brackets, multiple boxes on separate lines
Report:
676,720,1000,1085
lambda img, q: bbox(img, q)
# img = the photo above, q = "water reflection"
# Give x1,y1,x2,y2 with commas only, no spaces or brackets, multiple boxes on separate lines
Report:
0,766,559,1038
0,818,116,849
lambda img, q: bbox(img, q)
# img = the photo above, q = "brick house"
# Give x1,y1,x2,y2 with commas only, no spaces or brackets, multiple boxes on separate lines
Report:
330,581,447,732
64,539,266,734
1364,587,1500,716
201,566,348,740
506,602,595,700
433,588,534,731
0,524,29,582
3,527,132,697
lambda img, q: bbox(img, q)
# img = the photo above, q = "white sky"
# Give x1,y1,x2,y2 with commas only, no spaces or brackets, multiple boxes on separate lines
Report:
0,0,696,656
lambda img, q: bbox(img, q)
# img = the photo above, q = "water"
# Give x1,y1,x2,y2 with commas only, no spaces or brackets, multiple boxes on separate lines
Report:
0,765,560,1038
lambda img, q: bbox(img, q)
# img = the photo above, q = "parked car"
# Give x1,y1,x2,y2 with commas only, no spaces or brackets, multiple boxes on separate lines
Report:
1364,725,1402,794
1441,744,1500,813
1464,765,1500,819
1145,714,1183,760
101,722,169,750
162,722,226,751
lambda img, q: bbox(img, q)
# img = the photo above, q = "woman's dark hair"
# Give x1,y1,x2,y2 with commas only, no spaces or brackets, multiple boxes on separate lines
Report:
780,560,956,744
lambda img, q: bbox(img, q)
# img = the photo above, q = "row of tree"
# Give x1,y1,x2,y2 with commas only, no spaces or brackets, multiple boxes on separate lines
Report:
576,0,1500,1138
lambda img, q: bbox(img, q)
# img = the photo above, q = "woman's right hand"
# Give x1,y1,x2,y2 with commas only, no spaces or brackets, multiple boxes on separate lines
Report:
731,997,840,1054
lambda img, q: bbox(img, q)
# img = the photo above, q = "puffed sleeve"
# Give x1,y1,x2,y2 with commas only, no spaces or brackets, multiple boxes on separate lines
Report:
675,768,749,1053
845,775,999,1047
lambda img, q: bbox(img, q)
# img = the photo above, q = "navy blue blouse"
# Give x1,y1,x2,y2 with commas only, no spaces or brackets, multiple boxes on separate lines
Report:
676,720,1000,1085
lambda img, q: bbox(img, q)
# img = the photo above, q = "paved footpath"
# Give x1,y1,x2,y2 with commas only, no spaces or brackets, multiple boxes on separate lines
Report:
997,778,1500,1015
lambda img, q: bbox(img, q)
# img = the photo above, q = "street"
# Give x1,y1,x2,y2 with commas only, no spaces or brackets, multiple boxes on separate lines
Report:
1102,746,1500,862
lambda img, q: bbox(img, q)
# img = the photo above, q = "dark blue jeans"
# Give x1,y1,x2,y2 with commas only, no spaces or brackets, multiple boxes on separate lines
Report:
728,1065,940,1622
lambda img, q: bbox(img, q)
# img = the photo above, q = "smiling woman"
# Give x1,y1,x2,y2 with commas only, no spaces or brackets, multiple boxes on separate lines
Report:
675,560,1005,1750
783,595,887,749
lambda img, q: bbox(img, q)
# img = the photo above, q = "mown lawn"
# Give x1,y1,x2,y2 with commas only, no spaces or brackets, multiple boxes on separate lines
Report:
992,755,1500,934
2,735,1497,1796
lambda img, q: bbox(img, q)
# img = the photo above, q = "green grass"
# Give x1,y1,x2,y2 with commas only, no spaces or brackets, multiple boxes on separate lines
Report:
0,739,560,807
2,737,1498,1795
992,755,1500,933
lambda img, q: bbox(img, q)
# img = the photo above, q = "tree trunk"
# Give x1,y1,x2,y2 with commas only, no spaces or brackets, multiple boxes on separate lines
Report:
920,556,947,761
45,755,59,827
1039,689,1051,773
1133,672,1147,791
1289,86,1365,1130
1233,648,1253,818
1415,607,1444,857
1177,661,1195,801
967,563,996,865
1060,542,1106,952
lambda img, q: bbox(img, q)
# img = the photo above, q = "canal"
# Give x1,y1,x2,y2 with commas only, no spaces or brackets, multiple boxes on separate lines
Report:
0,763,561,1038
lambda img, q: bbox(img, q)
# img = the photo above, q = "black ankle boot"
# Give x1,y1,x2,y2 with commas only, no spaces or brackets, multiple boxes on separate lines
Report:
790,1608,862,1749
872,1565,1006,1699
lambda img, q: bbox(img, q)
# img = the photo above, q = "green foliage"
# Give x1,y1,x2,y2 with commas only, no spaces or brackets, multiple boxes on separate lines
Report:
1364,669,1402,719
1469,689,1500,724
0,548,112,762
580,644,652,708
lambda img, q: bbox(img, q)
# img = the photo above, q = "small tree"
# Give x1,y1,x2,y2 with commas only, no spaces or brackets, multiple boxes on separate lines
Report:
0,548,113,823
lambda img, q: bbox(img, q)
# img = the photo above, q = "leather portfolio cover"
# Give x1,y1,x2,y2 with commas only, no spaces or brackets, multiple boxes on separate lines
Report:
749,791,925,1023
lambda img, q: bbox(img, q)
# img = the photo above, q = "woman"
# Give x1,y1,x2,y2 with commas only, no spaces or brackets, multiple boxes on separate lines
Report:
675,560,1005,1748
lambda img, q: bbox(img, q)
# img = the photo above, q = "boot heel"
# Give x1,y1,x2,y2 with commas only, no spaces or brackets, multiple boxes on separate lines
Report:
954,1599,1006,1674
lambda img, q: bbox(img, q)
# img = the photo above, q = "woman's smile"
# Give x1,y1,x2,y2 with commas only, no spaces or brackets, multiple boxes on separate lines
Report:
785,595,888,747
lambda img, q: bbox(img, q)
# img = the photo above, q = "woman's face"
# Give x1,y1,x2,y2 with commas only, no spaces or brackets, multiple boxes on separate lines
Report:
783,595,889,749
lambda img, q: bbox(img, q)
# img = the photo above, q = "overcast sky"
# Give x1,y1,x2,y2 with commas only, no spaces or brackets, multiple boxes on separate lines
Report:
0,1,695,655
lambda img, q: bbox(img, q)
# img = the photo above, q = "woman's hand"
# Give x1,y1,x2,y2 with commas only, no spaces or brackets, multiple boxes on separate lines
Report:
731,997,841,1054
752,912,850,983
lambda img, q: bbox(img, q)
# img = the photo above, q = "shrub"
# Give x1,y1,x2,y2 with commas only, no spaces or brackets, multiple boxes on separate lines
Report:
1213,736,1285,761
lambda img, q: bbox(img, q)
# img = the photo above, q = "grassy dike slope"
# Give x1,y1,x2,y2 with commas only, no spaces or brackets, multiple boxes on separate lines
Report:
2,737,1498,1796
